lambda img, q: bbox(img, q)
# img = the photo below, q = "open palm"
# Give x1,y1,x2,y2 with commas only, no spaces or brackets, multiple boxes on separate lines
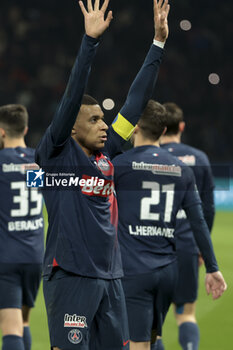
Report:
79,0,113,38
154,0,170,42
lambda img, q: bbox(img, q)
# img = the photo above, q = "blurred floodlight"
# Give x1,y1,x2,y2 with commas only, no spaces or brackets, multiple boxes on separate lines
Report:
208,73,220,85
180,20,192,31
103,98,115,110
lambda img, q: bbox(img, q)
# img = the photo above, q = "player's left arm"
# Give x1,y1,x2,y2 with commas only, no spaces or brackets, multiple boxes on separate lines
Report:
185,204,227,299
182,168,227,299
106,0,170,158
200,153,215,231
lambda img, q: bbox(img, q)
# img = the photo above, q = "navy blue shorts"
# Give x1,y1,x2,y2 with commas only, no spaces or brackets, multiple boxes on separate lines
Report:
122,262,178,341
173,251,199,307
0,263,42,309
43,268,129,350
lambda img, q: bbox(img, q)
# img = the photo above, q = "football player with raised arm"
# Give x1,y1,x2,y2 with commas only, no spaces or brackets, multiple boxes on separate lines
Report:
158,102,216,350
112,100,227,350
35,0,170,349
0,105,44,350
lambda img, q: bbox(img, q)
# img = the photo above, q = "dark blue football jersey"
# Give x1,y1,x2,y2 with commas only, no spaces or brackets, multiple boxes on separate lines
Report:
113,145,202,275
161,143,215,253
35,35,164,279
0,147,44,263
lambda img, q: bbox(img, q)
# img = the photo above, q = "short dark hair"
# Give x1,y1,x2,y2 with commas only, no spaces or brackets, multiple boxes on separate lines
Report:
0,104,28,138
163,102,183,135
138,100,167,141
81,94,99,106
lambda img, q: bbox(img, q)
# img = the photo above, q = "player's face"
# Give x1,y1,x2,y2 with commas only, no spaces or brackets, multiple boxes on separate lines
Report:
72,104,108,156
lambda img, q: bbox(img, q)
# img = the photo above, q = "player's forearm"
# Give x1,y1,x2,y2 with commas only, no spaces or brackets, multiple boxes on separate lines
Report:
185,204,219,273
111,44,164,142
201,192,215,232
203,205,215,232
50,35,99,145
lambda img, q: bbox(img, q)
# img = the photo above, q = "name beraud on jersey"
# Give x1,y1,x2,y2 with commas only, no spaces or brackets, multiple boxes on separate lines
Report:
8,218,43,232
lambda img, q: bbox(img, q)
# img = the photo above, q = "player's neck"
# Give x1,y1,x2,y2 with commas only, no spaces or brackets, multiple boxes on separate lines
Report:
134,138,160,148
3,138,26,148
160,134,181,144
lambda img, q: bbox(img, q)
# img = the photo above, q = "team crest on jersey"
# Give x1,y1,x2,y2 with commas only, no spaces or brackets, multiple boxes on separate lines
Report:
68,329,83,344
153,153,158,157
97,158,110,172
168,148,174,152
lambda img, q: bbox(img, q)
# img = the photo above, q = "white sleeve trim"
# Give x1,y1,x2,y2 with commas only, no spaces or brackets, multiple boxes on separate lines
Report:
153,39,165,49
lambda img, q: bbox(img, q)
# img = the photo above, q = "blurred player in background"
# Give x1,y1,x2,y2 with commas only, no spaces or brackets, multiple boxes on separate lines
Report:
158,102,215,350
113,100,226,350
0,104,44,350
35,0,170,349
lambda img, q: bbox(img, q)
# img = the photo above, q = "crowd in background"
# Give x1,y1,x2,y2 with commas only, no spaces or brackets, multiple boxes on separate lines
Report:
0,0,232,163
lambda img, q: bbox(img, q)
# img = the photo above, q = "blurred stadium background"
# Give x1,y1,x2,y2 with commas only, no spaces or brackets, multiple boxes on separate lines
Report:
0,0,232,348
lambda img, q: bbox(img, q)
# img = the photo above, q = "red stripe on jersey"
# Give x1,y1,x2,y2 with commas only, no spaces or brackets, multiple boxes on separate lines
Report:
95,152,118,229
108,192,118,229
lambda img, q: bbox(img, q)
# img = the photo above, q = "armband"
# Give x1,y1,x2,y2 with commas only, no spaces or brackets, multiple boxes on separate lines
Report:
112,113,136,140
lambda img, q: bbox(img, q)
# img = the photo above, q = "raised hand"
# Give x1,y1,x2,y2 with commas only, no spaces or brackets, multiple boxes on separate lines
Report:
154,0,170,42
79,0,113,39
205,271,227,300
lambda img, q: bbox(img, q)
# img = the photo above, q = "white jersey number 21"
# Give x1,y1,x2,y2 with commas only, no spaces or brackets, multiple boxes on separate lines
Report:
140,181,175,223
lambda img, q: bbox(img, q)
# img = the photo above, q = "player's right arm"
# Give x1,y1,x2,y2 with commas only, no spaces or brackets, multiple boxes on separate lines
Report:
35,0,113,162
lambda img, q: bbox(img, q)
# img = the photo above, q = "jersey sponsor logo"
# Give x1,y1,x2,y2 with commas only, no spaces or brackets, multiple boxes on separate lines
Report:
129,225,174,238
81,175,114,197
2,163,39,174
68,329,83,344
178,155,196,166
132,161,181,177
64,314,87,328
26,169,45,187
8,218,43,232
